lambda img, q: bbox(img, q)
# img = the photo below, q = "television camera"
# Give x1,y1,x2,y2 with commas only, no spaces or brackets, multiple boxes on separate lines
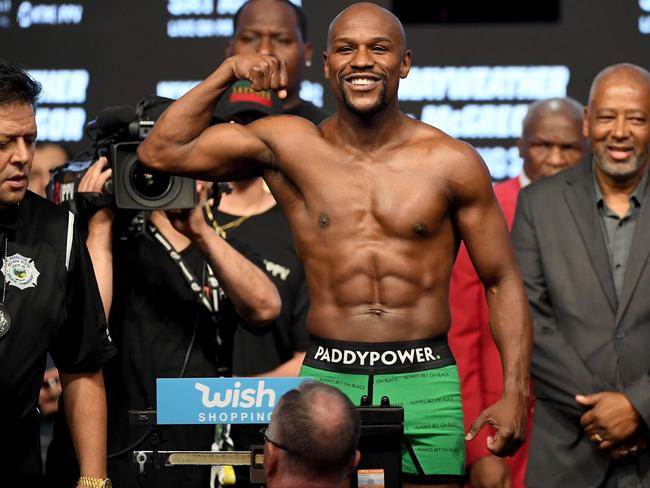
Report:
48,97,196,211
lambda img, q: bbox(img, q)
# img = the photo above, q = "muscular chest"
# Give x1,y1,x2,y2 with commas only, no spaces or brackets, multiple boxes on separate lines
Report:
284,152,452,241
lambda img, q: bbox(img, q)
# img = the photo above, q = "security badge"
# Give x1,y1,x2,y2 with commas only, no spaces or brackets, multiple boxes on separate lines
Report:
2,253,40,290
0,253,39,338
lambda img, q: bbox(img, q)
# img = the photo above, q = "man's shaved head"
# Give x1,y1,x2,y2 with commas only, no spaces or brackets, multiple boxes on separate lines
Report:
522,97,584,138
588,63,650,107
323,3,411,118
327,2,407,53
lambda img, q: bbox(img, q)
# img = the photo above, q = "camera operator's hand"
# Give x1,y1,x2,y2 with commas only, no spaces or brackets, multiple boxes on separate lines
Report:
78,157,114,229
166,181,212,241
224,54,288,99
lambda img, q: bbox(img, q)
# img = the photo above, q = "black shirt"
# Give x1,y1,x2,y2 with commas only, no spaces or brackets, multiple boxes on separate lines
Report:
0,191,114,477
216,205,310,376
594,168,648,299
102,224,259,487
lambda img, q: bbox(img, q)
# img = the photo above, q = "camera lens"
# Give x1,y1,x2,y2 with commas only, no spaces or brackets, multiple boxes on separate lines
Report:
130,161,171,200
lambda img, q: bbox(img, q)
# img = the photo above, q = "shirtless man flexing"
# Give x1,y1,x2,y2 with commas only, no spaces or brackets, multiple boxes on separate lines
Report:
139,3,531,486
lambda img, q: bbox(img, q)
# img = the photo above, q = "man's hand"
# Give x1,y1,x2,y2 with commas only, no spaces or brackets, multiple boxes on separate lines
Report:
225,54,288,99
77,157,114,229
38,367,61,416
466,394,527,457
77,157,112,194
606,428,648,460
576,392,641,448
468,455,511,488
167,181,212,240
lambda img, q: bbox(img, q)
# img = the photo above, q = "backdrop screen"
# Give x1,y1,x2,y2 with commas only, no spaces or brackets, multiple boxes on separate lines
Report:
2,0,649,179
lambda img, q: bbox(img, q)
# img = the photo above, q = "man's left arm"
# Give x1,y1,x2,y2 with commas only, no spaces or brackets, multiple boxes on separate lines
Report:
451,144,532,457
49,216,115,485
60,370,107,483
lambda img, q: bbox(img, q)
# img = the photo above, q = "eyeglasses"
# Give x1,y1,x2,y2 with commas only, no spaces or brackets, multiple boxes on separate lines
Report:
262,428,293,453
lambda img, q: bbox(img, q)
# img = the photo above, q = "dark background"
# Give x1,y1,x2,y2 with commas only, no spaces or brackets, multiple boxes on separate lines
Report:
2,0,649,179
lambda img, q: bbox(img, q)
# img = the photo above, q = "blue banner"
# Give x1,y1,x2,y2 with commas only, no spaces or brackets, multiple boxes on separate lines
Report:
156,377,310,425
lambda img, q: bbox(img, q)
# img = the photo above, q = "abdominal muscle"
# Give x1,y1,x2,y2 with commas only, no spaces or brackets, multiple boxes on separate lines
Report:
302,250,453,343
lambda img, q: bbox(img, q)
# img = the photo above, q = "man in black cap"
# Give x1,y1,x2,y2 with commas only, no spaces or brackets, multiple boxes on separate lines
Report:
230,0,329,124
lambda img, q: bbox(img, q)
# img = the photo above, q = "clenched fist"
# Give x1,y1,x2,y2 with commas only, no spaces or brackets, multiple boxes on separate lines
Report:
225,54,289,99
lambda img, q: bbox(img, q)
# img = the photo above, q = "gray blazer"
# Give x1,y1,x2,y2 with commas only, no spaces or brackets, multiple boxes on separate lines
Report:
512,160,650,487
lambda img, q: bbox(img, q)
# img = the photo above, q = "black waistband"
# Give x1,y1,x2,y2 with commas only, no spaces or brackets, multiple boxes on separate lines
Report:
303,335,455,374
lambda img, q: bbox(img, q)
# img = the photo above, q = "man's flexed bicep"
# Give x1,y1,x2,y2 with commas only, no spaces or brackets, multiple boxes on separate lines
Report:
138,54,288,181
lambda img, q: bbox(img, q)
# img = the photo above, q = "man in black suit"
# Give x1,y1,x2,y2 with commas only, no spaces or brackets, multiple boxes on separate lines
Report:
512,63,650,487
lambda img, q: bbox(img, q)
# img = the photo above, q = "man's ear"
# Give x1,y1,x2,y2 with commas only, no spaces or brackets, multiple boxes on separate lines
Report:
264,443,279,478
400,49,412,79
347,450,361,477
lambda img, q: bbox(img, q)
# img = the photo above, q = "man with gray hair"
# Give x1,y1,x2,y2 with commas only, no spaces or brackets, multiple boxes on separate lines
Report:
512,63,650,487
449,96,586,488
263,381,361,487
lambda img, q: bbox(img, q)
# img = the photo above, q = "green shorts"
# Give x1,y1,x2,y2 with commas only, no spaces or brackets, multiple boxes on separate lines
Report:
300,336,465,485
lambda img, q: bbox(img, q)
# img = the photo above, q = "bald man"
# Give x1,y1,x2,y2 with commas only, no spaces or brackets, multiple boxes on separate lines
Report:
140,4,532,486
449,98,586,488
263,382,361,488
512,64,650,487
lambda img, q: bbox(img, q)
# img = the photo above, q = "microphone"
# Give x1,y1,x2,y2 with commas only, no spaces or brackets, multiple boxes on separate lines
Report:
87,105,137,135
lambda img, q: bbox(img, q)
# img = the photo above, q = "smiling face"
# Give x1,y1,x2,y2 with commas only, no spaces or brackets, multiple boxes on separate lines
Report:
0,102,36,208
586,69,650,182
324,3,411,118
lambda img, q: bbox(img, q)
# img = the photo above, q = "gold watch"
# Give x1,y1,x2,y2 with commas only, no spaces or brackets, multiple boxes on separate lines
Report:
77,476,112,488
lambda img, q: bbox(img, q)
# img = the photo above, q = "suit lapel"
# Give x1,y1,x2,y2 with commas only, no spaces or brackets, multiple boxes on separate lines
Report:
616,177,650,324
564,162,618,312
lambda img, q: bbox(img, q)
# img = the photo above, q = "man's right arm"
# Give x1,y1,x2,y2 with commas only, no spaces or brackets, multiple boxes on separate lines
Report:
511,189,604,417
138,55,287,181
